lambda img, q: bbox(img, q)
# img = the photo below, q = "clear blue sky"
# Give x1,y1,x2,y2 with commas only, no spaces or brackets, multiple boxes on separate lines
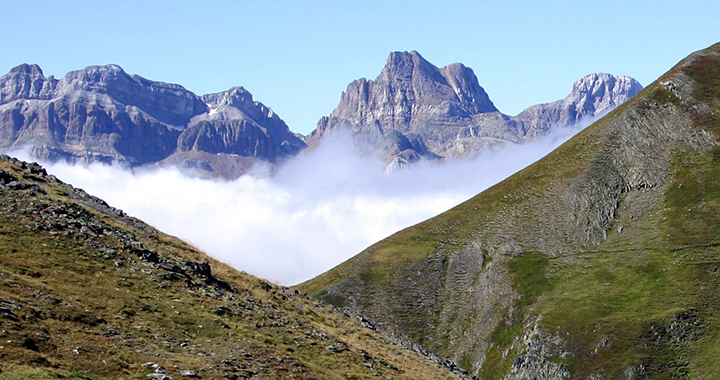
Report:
2,0,718,134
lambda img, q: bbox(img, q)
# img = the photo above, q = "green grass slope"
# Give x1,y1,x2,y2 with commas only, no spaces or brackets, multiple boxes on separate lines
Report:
0,156,461,379
299,42,720,378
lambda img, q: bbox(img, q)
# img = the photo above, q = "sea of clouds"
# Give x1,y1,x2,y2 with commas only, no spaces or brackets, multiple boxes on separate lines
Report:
11,124,588,285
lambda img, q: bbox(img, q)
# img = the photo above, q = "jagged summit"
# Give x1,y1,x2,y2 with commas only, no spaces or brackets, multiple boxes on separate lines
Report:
307,50,501,168
568,72,643,114
300,42,720,378
200,86,282,123
308,51,642,167
378,50,497,114
311,50,497,142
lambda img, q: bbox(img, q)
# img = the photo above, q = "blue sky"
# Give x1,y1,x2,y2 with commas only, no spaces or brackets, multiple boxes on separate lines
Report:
2,0,719,135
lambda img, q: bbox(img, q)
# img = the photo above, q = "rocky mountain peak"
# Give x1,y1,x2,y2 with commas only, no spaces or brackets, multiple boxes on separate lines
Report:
308,50,499,157
0,64,305,176
381,50,437,80
9,63,45,77
203,86,253,109
199,86,285,127
61,64,127,89
1,63,57,104
567,73,643,113
377,51,497,114
515,72,644,137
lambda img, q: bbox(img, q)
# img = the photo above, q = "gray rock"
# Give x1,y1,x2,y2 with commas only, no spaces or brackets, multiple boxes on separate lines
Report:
516,73,644,138
0,64,305,178
307,51,643,164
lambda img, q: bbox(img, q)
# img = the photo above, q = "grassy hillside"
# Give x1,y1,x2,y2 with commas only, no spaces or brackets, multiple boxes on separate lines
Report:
0,156,461,379
299,42,720,378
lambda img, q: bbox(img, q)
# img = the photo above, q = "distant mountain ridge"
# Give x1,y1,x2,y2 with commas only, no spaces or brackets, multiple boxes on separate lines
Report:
308,51,643,169
0,64,305,178
0,59,641,178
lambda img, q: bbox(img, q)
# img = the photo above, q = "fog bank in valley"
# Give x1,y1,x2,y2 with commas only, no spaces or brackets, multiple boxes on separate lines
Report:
12,124,587,285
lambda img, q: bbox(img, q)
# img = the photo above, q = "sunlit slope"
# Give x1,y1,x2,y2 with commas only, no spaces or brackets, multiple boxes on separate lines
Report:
0,157,459,379
299,42,720,378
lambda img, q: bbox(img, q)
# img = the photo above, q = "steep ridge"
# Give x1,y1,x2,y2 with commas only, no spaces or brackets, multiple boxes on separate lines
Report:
300,43,720,378
307,52,642,168
0,154,461,379
0,64,305,178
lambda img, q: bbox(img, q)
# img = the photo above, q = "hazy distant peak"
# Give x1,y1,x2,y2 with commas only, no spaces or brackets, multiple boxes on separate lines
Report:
569,73,643,100
515,72,644,137
202,86,253,108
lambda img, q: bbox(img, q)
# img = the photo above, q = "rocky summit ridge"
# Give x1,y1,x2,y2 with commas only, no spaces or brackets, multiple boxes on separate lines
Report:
308,51,643,169
0,64,305,179
300,42,720,378
1,58,642,177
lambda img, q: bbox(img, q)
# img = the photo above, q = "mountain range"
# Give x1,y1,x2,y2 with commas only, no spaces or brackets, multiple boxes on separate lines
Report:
300,42,720,378
5,41,719,379
308,51,642,170
0,54,641,177
0,64,306,179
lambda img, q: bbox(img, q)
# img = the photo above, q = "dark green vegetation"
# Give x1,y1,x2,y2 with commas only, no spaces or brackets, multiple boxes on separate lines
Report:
300,42,720,378
0,157,460,379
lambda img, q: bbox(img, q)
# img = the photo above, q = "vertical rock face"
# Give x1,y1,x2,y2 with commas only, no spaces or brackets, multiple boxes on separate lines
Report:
0,64,305,177
308,52,643,165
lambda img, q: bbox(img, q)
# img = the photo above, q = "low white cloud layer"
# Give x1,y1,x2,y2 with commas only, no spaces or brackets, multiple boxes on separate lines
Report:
10,124,587,285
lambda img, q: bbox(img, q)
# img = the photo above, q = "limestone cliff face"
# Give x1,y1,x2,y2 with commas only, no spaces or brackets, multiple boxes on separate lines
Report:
0,64,305,177
308,51,498,164
308,52,643,164
164,86,306,178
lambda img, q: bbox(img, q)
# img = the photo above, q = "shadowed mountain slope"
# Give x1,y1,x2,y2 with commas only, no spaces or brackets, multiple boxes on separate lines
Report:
0,155,463,379
300,43,720,378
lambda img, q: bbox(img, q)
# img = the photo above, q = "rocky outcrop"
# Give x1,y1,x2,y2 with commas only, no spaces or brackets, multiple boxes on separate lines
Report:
0,64,57,104
0,64,305,178
308,52,643,166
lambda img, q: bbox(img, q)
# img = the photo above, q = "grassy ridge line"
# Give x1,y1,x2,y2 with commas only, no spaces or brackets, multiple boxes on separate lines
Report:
0,156,461,379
